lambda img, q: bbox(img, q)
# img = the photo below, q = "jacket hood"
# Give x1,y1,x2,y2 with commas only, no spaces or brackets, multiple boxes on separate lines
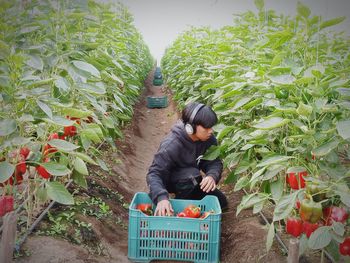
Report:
171,120,194,146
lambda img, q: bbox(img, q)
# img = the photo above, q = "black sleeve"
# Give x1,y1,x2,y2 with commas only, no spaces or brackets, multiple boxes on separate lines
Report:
199,136,223,183
146,147,175,204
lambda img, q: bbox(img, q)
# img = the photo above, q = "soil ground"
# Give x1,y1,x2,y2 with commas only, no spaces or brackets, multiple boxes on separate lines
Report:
15,69,318,263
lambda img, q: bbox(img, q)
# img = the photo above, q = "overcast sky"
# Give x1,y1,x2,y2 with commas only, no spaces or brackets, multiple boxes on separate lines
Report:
108,0,350,62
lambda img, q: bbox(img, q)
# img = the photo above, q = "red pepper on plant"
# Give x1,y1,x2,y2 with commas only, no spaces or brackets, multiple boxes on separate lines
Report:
43,132,59,156
300,199,323,223
20,147,30,159
286,217,303,237
0,195,14,216
339,237,350,256
323,206,349,225
286,170,307,190
36,165,50,179
302,221,320,238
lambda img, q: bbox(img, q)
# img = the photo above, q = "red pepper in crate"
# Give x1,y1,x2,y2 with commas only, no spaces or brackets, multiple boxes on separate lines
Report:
286,217,303,237
183,204,201,218
136,203,153,216
323,206,349,225
286,170,307,189
300,199,322,223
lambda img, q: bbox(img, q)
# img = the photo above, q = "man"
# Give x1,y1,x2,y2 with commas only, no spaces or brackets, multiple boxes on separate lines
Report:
146,102,228,216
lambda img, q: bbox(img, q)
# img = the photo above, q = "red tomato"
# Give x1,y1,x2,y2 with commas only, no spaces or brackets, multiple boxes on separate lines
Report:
286,171,307,189
36,165,50,179
184,204,201,218
339,237,350,256
286,217,303,237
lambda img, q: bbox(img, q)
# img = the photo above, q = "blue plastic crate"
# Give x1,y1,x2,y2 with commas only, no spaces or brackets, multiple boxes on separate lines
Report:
146,96,168,108
128,192,222,263
153,78,163,86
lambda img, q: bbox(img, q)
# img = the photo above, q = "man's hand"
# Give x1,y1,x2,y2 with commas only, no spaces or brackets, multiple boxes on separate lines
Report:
155,199,174,216
200,176,216,193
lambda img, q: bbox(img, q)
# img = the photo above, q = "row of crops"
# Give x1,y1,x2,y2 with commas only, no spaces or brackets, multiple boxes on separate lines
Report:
0,0,153,230
161,1,350,260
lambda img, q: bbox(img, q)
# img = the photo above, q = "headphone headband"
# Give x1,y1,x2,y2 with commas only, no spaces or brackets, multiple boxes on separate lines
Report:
189,103,205,124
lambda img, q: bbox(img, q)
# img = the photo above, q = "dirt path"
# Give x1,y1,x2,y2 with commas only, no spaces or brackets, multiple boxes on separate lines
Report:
16,69,289,263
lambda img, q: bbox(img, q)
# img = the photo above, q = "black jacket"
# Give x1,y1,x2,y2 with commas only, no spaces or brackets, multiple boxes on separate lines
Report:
146,120,223,204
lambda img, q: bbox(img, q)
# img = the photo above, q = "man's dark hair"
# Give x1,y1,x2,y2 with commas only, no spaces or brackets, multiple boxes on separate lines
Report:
182,102,218,129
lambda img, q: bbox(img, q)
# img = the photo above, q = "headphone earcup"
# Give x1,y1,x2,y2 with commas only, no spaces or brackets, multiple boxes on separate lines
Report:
185,123,194,135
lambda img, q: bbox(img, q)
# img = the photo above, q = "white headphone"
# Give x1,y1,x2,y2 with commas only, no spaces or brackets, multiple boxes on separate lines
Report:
185,103,205,135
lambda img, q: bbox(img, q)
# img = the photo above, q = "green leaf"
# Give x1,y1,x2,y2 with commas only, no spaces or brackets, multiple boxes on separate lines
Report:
334,183,350,207
270,178,283,201
72,171,88,189
62,108,93,118
297,1,311,18
232,97,251,110
37,100,53,119
250,167,266,183
46,181,74,205
217,125,235,141
320,17,346,30
311,139,339,157
0,40,10,59
0,161,15,183
97,158,109,171
252,117,290,130
77,83,106,95
257,155,291,167
25,54,43,71
48,139,79,152
336,120,350,140
308,226,332,249
332,222,345,236
55,77,70,92
43,116,75,126
42,162,70,176
71,152,97,165
202,145,221,160
262,164,286,180
273,191,299,221
0,119,16,136
234,175,249,191
74,157,88,175
266,223,275,252
268,74,295,85
72,60,100,78
296,102,313,117
254,0,264,11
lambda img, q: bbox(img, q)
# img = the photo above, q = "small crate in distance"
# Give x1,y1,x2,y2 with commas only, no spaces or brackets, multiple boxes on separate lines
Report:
146,95,168,109
128,192,222,263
